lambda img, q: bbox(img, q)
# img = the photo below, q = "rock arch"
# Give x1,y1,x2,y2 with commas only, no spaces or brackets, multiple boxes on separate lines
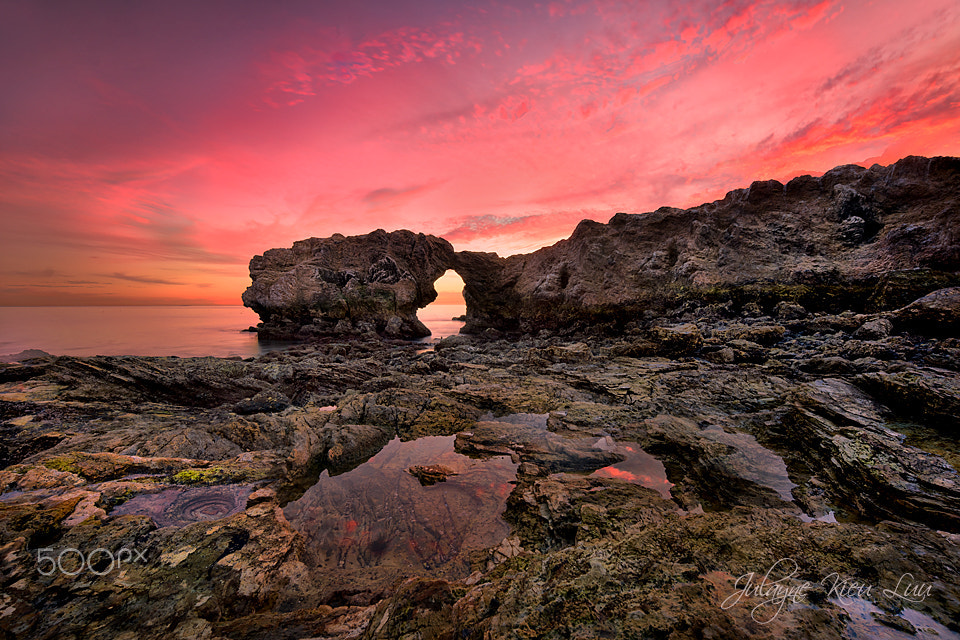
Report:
242,228,528,339
243,157,960,339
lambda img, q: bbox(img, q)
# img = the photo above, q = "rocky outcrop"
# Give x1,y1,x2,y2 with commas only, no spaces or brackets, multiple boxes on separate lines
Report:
242,229,456,339
473,155,960,332
892,286,960,335
7,156,960,639
244,156,960,338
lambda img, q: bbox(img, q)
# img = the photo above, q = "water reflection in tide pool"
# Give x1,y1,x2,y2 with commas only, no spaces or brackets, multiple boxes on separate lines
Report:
834,597,960,640
590,440,674,499
282,435,518,593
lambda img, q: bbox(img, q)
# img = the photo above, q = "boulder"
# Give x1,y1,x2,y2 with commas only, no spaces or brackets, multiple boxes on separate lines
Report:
773,301,808,320
726,339,768,363
242,229,456,339
854,317,893,340
649,324,702,356
322,423,393,470
892,287,960,335
234,389,291,415
733,324,786,346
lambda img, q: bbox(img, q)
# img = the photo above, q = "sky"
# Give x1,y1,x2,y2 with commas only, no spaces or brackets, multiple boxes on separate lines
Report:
1,0,959,305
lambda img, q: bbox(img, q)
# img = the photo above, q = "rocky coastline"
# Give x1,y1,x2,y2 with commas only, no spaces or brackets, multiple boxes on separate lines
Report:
2,156,960,639
243,156,960,339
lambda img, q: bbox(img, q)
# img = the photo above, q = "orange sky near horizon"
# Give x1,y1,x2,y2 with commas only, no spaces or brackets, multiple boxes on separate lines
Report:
1,0,959,306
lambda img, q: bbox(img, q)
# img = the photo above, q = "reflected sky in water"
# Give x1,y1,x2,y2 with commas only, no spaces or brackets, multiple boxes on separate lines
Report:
0,306,262,358
283,435,517,592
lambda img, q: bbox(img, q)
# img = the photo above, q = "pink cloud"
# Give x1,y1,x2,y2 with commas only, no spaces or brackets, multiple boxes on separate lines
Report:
442,210,603,254
262,24,483,105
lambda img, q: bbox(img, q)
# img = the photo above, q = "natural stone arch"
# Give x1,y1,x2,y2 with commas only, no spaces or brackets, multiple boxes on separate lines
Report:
242,156,960,340
242,229,523,339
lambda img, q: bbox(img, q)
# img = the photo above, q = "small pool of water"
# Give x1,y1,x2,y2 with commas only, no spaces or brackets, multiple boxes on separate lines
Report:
110,484,254,527
590,439,674,499
798,510,838,523
833,596,960,640
282,435,518,593
480,412,549,429
887,421,960,472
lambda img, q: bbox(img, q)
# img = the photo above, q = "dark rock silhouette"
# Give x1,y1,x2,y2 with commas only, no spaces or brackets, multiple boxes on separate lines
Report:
244,156,960,338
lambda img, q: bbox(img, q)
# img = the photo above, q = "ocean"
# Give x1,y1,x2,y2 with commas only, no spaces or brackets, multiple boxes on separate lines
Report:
0,304,466,359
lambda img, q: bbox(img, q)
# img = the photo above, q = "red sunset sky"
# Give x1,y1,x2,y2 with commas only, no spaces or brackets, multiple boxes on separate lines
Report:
1,0,959,305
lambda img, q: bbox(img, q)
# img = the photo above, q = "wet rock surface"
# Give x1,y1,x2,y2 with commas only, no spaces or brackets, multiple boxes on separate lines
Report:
407,463,458,485
3,296,960,638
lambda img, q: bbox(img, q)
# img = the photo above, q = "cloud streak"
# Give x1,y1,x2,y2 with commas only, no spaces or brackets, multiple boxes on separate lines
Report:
263,23,483,106
104,273,185,286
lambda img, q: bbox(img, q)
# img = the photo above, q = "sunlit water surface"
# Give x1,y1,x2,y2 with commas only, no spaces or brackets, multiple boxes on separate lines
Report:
0,306,263,358
0,303,466,359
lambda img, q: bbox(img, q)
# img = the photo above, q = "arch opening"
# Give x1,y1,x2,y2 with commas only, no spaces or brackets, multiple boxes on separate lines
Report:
418,269,466,341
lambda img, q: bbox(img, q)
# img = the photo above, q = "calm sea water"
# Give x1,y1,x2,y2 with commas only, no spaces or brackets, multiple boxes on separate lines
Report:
0,304,466,359
414,303,467,345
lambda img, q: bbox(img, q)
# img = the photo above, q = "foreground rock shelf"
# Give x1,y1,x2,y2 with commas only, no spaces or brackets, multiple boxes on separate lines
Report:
3,297,960,638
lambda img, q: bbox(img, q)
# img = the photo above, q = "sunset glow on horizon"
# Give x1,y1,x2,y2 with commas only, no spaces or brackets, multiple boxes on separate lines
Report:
2,0,959,305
